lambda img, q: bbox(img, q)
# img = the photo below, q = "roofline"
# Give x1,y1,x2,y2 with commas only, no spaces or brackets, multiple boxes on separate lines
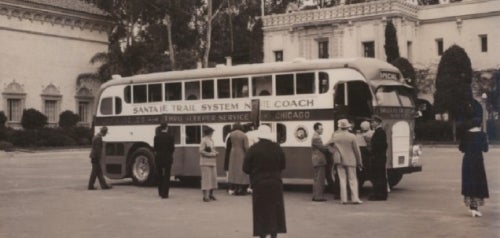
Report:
100,57,400,89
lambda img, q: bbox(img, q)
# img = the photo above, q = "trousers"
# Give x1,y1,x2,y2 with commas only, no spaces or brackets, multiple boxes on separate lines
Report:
157,163,172,198
88,162,109,189
312,166,326,199
337,165,360,203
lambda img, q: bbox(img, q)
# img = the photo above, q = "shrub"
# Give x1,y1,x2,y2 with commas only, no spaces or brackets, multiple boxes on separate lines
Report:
21,108,47,130
38,128,77,147
0,111,6,128
59,110,80,128
0,141,14,152
10,129,37,147
415,120,453,141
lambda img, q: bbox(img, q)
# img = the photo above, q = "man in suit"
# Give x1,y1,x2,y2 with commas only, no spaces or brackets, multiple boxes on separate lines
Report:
88,126,112,190
154,122,176,199
311,122,330,202
369,116,388,201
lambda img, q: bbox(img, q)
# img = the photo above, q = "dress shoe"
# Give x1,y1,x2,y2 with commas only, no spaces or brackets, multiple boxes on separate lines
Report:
312,198,327,202
353,200,363,204
209,195,217,201
470,210,482,217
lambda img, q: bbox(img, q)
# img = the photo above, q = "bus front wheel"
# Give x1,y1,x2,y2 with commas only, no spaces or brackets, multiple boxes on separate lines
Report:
387,171,403,188
130,148,156,186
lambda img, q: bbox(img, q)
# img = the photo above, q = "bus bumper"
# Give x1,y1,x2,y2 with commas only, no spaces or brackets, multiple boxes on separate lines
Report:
390,165,422,174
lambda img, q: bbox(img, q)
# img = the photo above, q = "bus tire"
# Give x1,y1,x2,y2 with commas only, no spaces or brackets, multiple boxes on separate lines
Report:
387,171,403,188
130,148,156,186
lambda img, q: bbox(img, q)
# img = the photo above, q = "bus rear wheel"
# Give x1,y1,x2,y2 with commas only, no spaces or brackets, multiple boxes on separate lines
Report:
130,148,156,186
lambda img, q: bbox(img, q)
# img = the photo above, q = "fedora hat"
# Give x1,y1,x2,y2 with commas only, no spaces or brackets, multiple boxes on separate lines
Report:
338,119,351,129
372,115,383,123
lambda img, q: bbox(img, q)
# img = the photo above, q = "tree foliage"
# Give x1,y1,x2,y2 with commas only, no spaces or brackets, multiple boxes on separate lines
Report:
0,111,6,128
384,20,400,64
59,110,80,129
391,57,416,87
21,109,47,130
434,44,473,118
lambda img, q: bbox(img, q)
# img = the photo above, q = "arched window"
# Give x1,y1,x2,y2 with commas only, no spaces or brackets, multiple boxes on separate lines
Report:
41,83,62,125
75,87,94,126
2,81,26,125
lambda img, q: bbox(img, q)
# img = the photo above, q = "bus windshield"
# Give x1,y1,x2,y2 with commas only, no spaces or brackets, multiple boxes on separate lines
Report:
375,86,414,107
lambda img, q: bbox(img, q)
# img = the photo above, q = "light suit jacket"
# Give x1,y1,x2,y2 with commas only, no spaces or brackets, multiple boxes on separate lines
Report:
331,130,362,167
311,132,329,167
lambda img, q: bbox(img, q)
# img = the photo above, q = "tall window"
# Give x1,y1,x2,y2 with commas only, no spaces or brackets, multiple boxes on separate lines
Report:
362,41,375,58
318,40,329,59
44,100,57,123
407,41,413,62
78,101,90,123
479,35,487,52
274,50,283,62
7,98,22,122
436,38,444,56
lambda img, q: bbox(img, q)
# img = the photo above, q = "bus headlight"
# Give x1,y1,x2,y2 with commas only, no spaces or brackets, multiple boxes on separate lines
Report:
411,145,422,166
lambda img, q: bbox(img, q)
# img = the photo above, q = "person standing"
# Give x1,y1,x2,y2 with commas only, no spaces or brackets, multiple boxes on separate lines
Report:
154,122,175,199
331,119,363,204
459,118,489,217
356,121,373,186
369,116,388,201
199,126,218,202
243,125,286,238
311,122,329,202
88,126,112,190
227,122,250,195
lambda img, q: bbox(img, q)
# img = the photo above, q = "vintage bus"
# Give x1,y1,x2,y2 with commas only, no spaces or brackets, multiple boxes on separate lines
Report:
93,57,422,187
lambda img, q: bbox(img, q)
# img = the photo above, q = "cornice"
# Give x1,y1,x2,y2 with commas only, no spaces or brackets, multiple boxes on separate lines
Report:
0,1,113,33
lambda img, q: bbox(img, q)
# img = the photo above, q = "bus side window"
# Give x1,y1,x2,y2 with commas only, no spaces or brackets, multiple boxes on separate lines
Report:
124,86,131,103
115,97,122,115
186,125,201,144
319,72,329,94
217,79,230,99
202,80,215,99
232,77,249,98
185,81,200,100
165,82,182,101
277,123,286,144
133,85,147,103
169,125,181,145
252,75,272,97
276,74,294,95
148,84,162,102
100,97,113,115
296,72,315,94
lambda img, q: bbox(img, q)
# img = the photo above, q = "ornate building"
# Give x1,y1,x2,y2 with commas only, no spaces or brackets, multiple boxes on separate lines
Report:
0,0,111,128
262,0,500,103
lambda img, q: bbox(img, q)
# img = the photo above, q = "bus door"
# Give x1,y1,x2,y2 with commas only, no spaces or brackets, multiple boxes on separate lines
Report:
333,80,373,129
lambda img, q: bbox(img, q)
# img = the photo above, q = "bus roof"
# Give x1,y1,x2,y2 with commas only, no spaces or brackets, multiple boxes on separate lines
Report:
99,57,400,89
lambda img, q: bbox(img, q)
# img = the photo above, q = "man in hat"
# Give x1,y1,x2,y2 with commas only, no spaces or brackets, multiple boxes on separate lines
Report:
154,122,175,198
330,119,363,204
88,126,112,190
369,115,388,201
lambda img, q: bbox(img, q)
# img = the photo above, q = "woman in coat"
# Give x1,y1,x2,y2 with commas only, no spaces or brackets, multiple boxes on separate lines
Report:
459,118,489,217
199,126,218,202
243,125,286,238
228,122,250,195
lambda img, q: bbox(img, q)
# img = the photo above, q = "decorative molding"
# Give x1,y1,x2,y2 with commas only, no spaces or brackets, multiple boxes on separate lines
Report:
75,86,94,101
41,83,62,97
263,0,419,30
2,80,26,96
0,2,112,33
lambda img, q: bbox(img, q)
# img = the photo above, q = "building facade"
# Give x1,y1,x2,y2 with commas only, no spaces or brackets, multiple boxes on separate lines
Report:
262,0,500,102
0,0,111,128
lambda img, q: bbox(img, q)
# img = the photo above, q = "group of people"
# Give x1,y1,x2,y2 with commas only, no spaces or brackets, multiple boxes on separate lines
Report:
86,114,490,238
310,116,388,204
201,123,287,238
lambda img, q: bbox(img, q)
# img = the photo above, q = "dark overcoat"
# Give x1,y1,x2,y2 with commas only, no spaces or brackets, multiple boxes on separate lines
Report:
459,131,489,198
154,132,175,168
243,139,286,237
